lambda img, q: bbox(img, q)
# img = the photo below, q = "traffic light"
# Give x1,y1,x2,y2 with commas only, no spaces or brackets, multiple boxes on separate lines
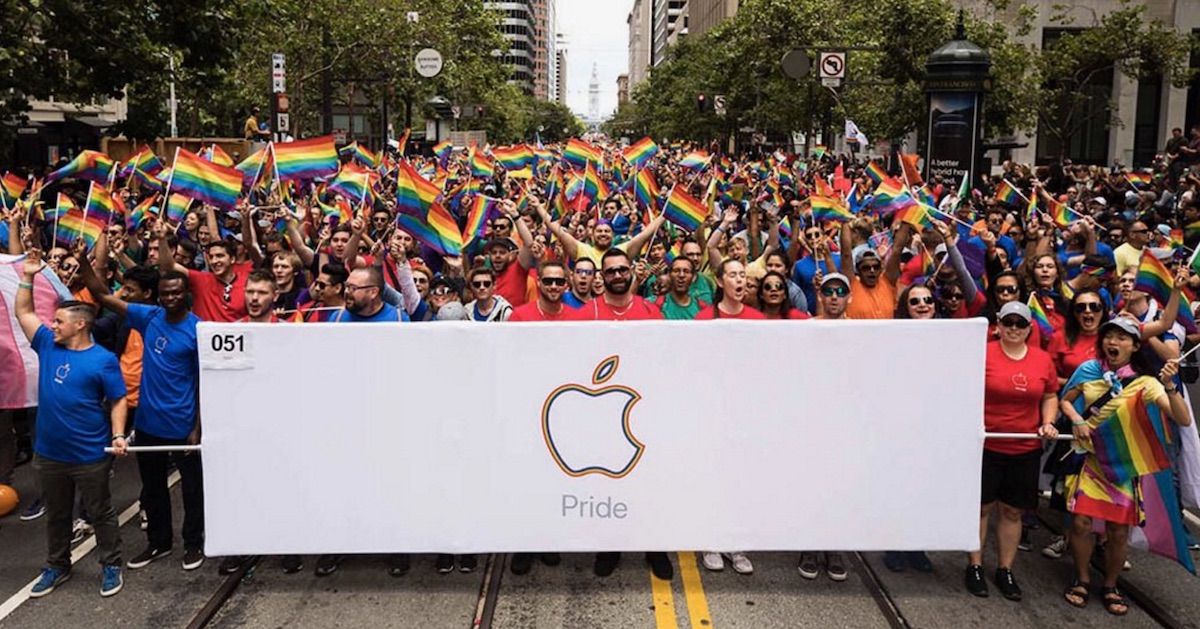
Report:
696,93,707,113
476,106,485,117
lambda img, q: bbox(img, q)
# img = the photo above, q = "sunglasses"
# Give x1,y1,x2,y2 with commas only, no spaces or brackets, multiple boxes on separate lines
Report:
574,269,595,276
943,292,965,301
472,280,493,289
1074,302,1103,313
908,295,935,306
540,277,568,287
821,285,849,297
432,286,453,296
312,281,328,290
602,266,632,277
763,283,785,290
1000,317,1030,329
995,285,1019,295
859,263,882,273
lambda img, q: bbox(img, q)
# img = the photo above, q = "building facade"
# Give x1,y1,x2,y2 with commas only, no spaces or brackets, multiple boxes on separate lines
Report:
487,0,557,100
617,74,630,106
11,97,126,169
687,0,738,38
651,0,688,67
627,0,654,88
555,35,569,107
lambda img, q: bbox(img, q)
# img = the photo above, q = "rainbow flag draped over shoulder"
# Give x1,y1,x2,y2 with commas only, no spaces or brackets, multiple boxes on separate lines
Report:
661,187,710,232
1092,390,1173,484
272,136,339,181
462,195,502,243
623,137,659,168
1134,251,1174,306
169,149,243,208
1027,294,1054,337
45,150,116,185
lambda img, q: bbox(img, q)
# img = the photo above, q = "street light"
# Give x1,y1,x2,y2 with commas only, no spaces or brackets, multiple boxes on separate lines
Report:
160,51,177,138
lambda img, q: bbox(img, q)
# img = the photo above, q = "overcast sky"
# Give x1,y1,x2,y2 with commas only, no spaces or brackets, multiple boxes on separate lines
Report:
558,2,629,119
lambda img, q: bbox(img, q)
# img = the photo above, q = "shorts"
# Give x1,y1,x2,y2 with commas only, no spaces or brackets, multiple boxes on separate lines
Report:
981,448,1041,510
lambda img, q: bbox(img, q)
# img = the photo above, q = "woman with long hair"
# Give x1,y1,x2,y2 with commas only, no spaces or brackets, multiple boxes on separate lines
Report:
696,259,765,320
1021,253,1070,334
895,284,937,320
758,271,808,319
1059,314,1192,615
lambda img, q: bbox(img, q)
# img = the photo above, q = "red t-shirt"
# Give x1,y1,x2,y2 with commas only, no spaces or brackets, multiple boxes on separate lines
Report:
576,296,663,321
696,304,767,319
983,343,1059,454
188,262,253,322
237,315,280,323
949,292,987,318
493,260,529,307
1046,331,1097,380
509,301,572,322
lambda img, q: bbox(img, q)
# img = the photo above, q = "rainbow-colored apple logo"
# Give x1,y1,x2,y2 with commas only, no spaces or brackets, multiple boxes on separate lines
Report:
542,356,645,478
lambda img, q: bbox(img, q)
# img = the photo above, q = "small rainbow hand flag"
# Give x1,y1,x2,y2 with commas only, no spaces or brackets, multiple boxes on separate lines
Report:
169,149,243,208
678,150,711,171
864,160,887,185
661,186,710,232
993,179,1023,207
1027,294,1055,337
1126,172,1153,189
811,145,827,160
562,138,601,171
2,173,28,208
462,195,502,243
165,193,191,225
809,196,855,223
272,136,339,181
395,160,443,218
469,149,495,178
623,137,659,168
45,150,116,186
1133,251,1175,306
492,145,535,171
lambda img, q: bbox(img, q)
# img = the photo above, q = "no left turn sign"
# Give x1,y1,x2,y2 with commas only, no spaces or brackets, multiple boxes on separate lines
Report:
818,52,846,79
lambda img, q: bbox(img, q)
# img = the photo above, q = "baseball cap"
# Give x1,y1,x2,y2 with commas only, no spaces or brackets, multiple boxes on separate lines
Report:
997,301,1031,322
1100,317,1140,339
852,244,880,267
429,275,457,294
821,273,851,288
484,238,516,252
1089,197,1107,207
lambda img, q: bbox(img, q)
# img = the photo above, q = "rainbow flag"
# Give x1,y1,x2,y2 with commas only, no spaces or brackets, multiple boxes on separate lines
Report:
491,145,534,171
993,179,1023,207
169,148,243,208
317,198,351,226
634,167,661,211
1025,194,1039,224
1134,251,1174,305
1136,469,1197,573
462,195,502,243
1093,390,1172,484
623,137,659,168
469,149,495,178
664,241,682,263
433,140,454,169
123,146,164,182
45,150,116,185
662,187,710,232
394,128,410,156
809,196,855,223
678,150,711,171
1126,172,1153,189
54,195,84,246
339,142,378,169
1080,263,1113,280
1178,287,1198,334
1167,229,1185,251
870,178,918,217
1,173,27,208
327,164,375,205
84,182,121,223
900,153,924,187
201,144,235,168
1045,196,1074,229
395,160,443,217
236,147,273,188
126,194,157,230
864,160,887,185
582,160,604,202
562,139,601,171
895,203,933,230
811,145,827,160
164,193,191,225
272,136,339,181
1027,294,1054,337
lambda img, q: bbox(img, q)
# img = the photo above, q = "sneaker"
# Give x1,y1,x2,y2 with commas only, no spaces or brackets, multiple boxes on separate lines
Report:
701,552,724,571
182,548,205,571
593,552,620,577
510,553,534,575
387,554,410,577
19,498,45,521
29,567,70,598
127,546,172,570
458,554,478,573
1018,528,1032,552
825,553,847,582
71,518,94,544
540,552,561,566
883,551,907,573
728,552,753,575
281,555,303,574
218,556,246,575
139,510,148,531
435,554,455,574
1042,536,1067,559
994,567,1022,601
646,552,673,580
797,553,820,580
964,564,988,597
100,565,123,597
1187,533,1200,551
905,551,933,573
314,554,343,577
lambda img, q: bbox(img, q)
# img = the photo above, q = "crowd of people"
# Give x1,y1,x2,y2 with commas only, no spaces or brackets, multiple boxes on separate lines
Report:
2,127,1200,611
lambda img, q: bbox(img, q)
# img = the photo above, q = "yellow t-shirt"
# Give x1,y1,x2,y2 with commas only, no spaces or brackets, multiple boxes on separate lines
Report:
1113,243,1144,278
575,241,638,266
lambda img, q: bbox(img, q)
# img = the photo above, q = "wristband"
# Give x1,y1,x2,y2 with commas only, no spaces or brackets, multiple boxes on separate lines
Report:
1071,420,1086,427
18,281,33,290
112,434,126,440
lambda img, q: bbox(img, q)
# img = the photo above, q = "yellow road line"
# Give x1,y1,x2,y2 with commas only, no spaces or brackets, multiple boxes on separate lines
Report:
677,552,713,628
650,565,678,628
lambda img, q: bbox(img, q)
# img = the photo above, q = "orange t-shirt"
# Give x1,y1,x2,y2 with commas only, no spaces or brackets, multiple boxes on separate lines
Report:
119,330,144,408
844,277,897,320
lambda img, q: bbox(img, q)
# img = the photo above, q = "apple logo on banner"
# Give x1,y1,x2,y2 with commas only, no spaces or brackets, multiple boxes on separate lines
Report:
542,356,646,478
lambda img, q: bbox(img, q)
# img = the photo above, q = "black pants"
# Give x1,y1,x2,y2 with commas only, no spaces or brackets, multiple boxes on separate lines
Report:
34,455,121,570
136,430,204,551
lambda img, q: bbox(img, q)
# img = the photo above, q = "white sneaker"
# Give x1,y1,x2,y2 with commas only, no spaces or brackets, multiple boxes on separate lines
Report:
701,552,724,571
1041,536,1067,559
71,518,94,543
727,552,753,575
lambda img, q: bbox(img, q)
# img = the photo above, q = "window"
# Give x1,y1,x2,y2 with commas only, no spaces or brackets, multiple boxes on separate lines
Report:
1187,30,1200,134
1132,74,1162,167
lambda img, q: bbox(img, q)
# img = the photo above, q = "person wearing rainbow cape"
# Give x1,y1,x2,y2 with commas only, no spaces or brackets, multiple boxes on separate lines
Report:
1059,313,1195,616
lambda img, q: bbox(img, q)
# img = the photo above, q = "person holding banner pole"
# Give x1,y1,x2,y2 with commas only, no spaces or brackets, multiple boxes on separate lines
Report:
75,238,207,572
14,249,129,598
969,301,1060,601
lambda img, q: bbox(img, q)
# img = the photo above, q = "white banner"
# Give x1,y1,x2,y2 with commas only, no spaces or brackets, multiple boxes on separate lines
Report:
199,320,987,556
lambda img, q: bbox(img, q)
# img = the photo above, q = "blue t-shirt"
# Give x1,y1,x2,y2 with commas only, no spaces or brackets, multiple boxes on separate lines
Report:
32,327,127,464
127,303,200,439
562,291,587,309
792,253,841,315
331,302,408,322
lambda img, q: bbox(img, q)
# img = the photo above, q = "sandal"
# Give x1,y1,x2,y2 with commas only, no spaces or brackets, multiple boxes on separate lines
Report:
1063,579,1090,608
1100,586,1129,616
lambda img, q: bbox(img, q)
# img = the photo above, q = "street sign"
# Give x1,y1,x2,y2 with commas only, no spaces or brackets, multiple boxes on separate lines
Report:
414,48,444,78
272,78,286,93
271,53,286,94
780,49,810,80
450,105,461,120
821,78,842,88
276,113,289,132
819,51,846,79
713,94,727,116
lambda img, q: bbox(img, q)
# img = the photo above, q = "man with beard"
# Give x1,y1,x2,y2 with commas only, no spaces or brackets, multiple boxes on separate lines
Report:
509,262,571,322
482,200,536,307
330,267,408,323
294,264,347,323
571,249,672,581
657,257,705,320
155,220,251,322
839,220,910,320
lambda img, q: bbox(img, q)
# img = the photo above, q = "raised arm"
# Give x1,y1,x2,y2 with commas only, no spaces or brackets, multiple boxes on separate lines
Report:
506,200,536,270
885,222,913,285
708,207,738,265
241,203,264,267
75,244,128,316
937,220,977,303
153,220,186,276
534,201,581,260
622,214,665,258
1141,270,1185,340
838,221,855,278
286,213,316,267
14,249,46,341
